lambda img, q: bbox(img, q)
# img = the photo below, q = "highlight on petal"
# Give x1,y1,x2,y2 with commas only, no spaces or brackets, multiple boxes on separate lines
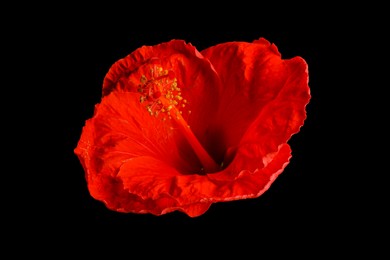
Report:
74,37,311,217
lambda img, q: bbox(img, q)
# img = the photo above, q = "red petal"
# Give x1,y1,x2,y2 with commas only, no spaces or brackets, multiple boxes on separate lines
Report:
201,37,310,166
102,39,222,159
118,156,212,217
74,91,205,176
118,156,180,200
76,141,290,217
174,143,292,203
211,143,292,201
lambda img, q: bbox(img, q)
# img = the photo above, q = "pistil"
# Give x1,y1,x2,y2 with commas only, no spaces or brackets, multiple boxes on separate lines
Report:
163,100,220,173
137,65,220,173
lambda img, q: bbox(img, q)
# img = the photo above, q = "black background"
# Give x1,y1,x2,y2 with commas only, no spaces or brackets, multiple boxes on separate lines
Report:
15,7,382,256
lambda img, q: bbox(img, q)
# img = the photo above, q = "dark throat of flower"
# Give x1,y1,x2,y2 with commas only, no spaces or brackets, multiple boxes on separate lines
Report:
137,65,220,173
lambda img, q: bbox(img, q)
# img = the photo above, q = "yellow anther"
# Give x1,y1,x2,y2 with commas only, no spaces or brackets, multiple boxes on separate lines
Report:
140,75,147,83
137,65,189,122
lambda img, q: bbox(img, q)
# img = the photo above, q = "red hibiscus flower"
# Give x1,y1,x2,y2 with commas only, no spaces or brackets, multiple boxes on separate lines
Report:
74,37,310,217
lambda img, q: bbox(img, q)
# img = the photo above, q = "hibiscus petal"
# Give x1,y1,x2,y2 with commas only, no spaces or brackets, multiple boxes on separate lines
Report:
77,142,290,217
82,171,208,217
74,90,219,216
241,56,310,154
118,156,181,200
108,145,290,216
74,90,203,176
201,37,310,168
209,143,291,201
102,39,222,153
174,143,292,203
118,156,212,217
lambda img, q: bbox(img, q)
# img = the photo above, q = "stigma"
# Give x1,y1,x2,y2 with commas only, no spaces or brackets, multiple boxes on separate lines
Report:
137,65,189,121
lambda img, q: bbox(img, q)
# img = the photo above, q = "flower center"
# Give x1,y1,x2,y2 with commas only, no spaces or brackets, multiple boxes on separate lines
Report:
137,65,187,120
137,62,220,173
